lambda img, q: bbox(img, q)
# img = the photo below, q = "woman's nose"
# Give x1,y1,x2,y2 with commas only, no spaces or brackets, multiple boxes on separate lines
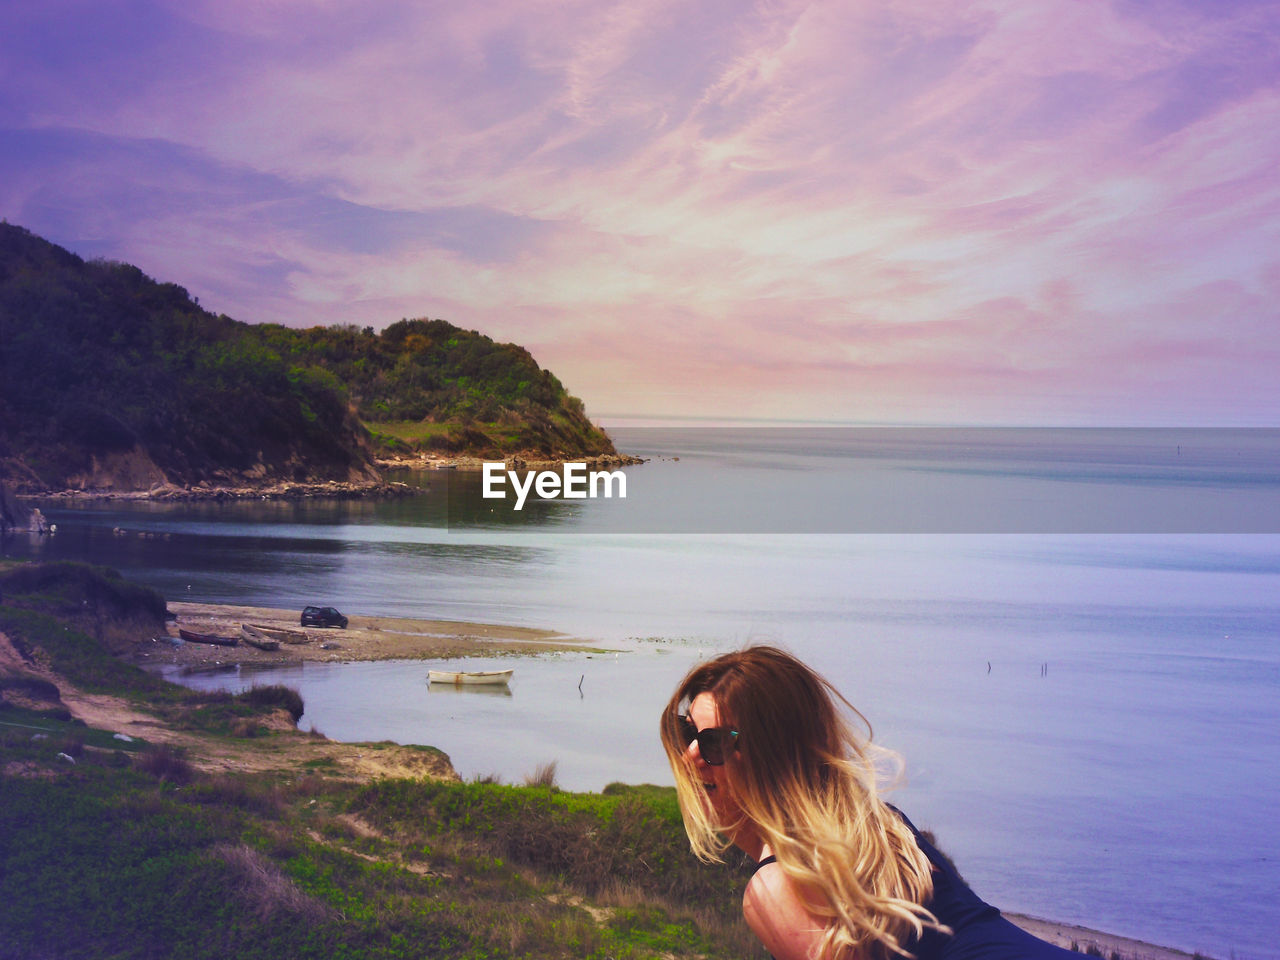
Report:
685,737,706,768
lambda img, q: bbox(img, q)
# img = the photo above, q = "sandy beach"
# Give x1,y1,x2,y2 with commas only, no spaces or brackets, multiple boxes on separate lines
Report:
138,601,605,669
1004,914,1201,960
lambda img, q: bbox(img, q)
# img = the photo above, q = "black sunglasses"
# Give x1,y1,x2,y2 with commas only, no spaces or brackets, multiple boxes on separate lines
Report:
677,714,739,766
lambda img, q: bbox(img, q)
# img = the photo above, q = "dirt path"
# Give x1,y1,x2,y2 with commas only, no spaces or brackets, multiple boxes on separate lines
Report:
2,627,459,781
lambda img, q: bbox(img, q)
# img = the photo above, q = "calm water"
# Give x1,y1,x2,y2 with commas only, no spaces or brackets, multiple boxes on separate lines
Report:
5,428,1278,959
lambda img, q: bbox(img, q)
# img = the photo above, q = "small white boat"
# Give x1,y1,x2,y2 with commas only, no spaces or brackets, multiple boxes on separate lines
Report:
427,669,513,686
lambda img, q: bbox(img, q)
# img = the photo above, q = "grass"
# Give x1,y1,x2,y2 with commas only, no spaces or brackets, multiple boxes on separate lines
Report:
366,419,552,456
350,778,759,951
364,419,459,442
523,759,559,788
0,562,762,958
0,706,761,959
0,565,313,742
0,703,146,753
241,684,306,722
0,763,365,960
150,687,310,738
0,604,169,697
0,746,762,959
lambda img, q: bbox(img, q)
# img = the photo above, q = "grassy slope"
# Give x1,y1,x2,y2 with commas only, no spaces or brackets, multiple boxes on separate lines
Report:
0,754,760,960
0,564,757,960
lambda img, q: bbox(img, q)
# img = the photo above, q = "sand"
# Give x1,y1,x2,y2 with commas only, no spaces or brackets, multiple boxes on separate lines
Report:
139,601,605,669
1004,914,1200,960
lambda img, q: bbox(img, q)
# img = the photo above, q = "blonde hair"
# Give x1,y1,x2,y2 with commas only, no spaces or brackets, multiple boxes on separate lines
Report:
660,646,947,960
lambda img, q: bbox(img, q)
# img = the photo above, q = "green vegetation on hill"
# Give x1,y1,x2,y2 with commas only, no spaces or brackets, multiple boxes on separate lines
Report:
0,762,760,960
0,223,617,493
0,562,758,959
249,317,619,460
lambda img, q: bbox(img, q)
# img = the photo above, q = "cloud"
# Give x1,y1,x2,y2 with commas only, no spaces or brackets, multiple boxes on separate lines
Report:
2,0,1277,422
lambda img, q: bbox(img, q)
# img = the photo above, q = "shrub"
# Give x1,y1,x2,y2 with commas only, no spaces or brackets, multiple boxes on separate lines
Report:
0,561,168,626
229,718,262,738
240,684,304,723
0,674,62,703
136,743,194,784
208,842,336,922
522,760,558,789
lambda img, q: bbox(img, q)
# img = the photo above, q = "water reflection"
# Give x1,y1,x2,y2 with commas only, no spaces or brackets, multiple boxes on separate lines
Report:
178,663,239,678
426,682,513,698
442,469,589,529
1,482,565,622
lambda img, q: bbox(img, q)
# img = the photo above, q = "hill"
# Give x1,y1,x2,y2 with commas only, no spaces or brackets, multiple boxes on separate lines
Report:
0,561,756,960
0,223,620,495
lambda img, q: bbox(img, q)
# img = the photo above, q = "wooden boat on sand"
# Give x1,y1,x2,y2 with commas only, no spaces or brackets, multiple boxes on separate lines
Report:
240,624,281,651
178,628,238,647
245,623,309,644
427,669,513,686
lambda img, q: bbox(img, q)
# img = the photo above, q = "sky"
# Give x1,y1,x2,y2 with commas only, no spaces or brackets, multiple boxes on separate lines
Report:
2,0,1278,425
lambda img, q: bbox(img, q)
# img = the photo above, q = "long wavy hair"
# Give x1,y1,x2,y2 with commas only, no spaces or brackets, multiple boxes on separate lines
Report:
660,645,946,960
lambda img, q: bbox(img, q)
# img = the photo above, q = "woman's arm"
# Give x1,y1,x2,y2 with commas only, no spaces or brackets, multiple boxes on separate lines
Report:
743,863,834,960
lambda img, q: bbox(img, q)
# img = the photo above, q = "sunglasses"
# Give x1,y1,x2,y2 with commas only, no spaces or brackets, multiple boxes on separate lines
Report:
677,714,739,766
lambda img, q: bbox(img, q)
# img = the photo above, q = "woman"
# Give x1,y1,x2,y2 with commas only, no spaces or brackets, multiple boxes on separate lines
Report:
660,646,1078,960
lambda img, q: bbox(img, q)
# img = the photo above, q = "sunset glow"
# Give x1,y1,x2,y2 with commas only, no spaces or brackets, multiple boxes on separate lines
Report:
3,1,1277,423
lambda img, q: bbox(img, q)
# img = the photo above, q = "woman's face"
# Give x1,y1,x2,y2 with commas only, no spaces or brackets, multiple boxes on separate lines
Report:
684,691,742,827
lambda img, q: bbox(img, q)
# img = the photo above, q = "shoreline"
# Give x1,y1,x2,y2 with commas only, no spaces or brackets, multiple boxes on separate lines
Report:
9,452,646,504
375,451,645,472
147,606,1206,960
4,596,1213,960
1004,914,1203,960
16,478,417,503
140,601,608,669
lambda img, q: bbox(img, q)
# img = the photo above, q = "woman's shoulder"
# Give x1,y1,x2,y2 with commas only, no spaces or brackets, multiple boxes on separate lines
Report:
742,850,830,960
751,854,779,875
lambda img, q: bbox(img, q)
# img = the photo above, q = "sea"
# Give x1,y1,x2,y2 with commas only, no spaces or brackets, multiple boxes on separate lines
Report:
4,425,1278,960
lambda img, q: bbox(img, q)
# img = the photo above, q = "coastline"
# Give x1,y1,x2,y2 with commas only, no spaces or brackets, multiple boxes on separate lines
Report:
374,451,645,472
9,452,646,504
1004,914,1203,960
148,607,1205,960
143,601,606,669
3,595,1214,960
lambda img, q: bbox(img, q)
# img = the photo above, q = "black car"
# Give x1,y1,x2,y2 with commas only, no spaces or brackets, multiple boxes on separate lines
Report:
301,605,348,629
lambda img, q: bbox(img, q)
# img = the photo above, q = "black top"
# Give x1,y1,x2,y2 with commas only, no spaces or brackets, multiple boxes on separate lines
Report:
899,809,1077,960
750,810,1077,960
752,854,778,875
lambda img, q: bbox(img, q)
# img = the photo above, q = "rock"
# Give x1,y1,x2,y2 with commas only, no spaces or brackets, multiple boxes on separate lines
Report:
0,495,52,535
0,482,32,534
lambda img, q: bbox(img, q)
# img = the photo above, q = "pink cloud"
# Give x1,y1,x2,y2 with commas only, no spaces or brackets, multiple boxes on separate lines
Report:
3,0,1278,423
